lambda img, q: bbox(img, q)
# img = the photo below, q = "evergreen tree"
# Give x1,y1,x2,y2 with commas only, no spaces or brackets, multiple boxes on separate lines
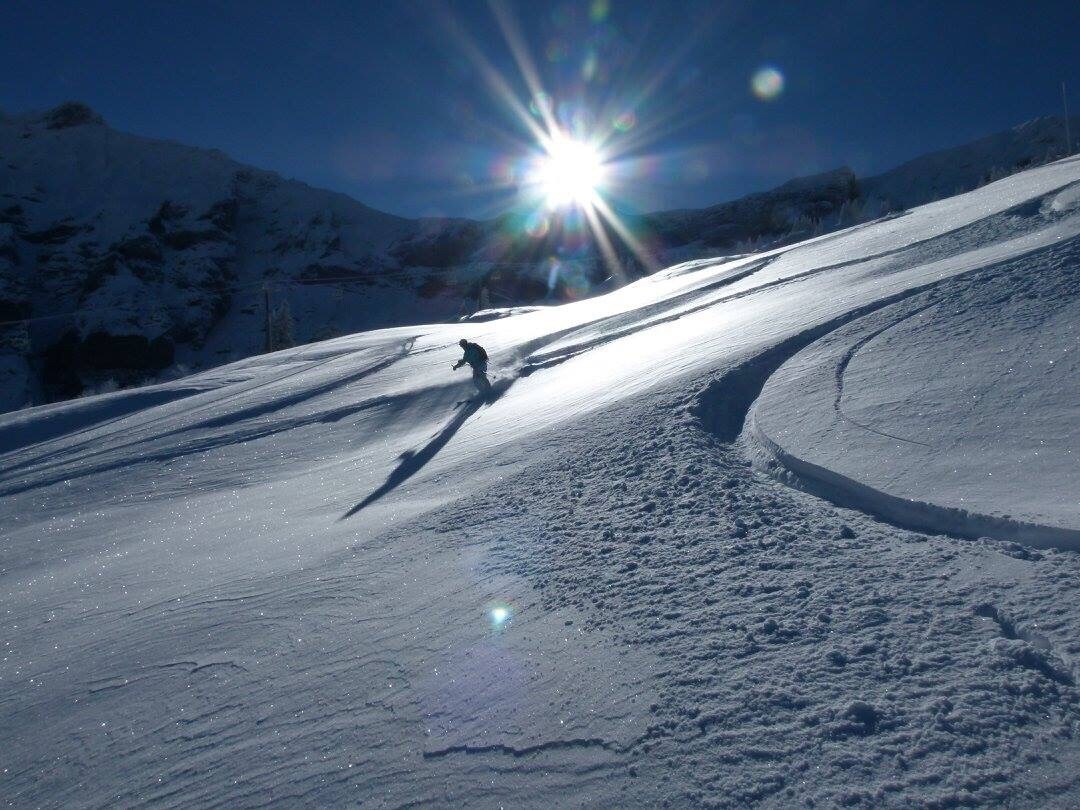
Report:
270,300,295,350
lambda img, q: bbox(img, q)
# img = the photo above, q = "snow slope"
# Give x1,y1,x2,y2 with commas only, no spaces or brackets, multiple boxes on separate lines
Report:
2,156,1080,807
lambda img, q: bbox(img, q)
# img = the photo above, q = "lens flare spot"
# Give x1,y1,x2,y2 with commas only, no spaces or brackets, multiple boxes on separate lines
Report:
546,257,563,292
489,604,512,629
582,51,598,82
525,211,550,238
613,111,637,132
751,66,785,100
590,0,610,22
547,257,593,299
529,92,553,118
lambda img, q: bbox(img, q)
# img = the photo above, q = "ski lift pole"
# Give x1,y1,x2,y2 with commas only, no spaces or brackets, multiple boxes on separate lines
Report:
264,283,273,352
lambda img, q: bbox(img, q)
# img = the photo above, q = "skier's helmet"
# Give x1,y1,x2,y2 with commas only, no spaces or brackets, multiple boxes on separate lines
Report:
459,339,468,348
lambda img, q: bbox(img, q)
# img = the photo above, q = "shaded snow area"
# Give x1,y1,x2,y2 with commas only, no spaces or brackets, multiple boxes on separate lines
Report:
2,157,1080,807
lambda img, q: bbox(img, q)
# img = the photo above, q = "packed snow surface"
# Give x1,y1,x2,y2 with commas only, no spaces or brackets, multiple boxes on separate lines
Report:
2,156,1080,807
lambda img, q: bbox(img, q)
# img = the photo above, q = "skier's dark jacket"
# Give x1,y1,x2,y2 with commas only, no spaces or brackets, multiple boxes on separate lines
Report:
454,341,488,370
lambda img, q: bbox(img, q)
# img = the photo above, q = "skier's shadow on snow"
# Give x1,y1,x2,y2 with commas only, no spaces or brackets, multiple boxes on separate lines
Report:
340,377,513,519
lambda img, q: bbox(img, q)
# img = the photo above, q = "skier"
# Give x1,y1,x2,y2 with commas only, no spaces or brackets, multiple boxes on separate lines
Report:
452,338,492,397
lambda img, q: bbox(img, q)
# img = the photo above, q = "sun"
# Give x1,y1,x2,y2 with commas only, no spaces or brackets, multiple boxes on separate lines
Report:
531,135,606,209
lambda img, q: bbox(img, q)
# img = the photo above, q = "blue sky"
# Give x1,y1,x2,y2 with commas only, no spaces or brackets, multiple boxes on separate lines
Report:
2,0,1078,218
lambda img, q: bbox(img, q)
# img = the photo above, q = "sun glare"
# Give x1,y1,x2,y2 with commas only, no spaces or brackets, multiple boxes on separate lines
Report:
442,1,663,279
532,136,606,209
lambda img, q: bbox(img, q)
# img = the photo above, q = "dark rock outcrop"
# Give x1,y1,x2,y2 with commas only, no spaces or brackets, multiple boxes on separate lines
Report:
22,221,86,245
43,102,105,130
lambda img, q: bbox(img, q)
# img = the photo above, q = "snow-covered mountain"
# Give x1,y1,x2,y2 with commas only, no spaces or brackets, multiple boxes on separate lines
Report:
0,103,494,411
645,116,1079,255
2,148,1079,806
1,102,1075,413
862,116,1079,210
644,166,861,252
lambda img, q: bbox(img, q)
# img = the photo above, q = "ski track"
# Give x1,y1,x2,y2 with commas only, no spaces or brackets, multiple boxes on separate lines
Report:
748,236,1080,548
0,337,420,496
832,300,941,449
